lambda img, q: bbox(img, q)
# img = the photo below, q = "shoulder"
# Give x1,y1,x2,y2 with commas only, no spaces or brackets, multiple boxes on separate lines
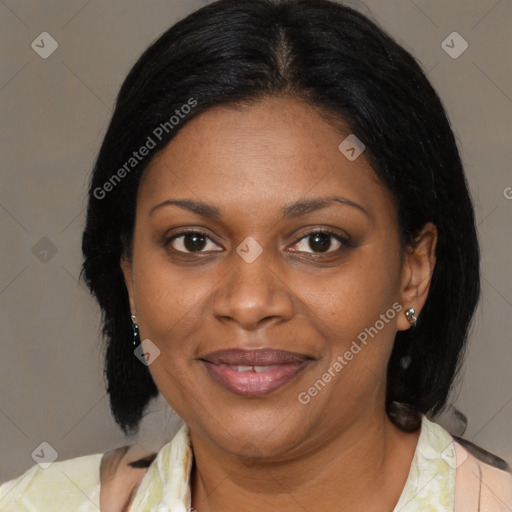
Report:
417,416,512,511
0,452,103,511
0,445,158,512
453,439,512,512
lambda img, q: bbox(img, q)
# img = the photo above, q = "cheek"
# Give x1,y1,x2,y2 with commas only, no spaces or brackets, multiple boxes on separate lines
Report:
309,249,402,343
303,253,403,402
132,256,205,408
301,274,401,415
131,246,212,343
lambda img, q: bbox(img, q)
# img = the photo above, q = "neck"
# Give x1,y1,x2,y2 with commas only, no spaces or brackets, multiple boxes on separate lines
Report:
189,410,420,512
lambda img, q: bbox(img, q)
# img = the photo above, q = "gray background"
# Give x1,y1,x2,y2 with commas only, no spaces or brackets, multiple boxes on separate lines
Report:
1,0,511,483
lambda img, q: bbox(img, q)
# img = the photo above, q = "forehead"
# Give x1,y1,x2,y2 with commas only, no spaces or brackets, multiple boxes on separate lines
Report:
137,97,392,221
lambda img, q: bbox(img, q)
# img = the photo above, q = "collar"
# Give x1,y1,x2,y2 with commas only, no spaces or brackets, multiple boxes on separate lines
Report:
129,415,456,512
129,424,193,511
393,415,456,511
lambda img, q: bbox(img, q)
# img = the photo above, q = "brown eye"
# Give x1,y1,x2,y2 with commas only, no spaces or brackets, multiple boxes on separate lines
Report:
288,231,350,254
167,231,222,253
306,232,332,252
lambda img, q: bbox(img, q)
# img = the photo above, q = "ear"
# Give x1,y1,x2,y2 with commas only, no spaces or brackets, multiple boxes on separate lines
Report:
120,255,136,316
397,222,437,331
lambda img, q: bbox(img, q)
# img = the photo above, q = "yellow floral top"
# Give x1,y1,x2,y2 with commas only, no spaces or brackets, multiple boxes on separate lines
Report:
0,415,507,511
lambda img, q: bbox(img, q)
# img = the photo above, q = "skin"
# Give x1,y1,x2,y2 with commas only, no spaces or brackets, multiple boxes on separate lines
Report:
121,96,437,512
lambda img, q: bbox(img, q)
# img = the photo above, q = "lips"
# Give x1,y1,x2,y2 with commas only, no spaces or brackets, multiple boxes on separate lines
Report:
200,348,313,396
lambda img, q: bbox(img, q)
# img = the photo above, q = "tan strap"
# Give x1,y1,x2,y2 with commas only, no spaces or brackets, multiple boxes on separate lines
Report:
454,441,482,511
454,441,512,512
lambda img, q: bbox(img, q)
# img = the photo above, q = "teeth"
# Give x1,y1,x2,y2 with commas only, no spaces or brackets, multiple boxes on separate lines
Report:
253,365,274,372
236,365,253,372
228,365,276,372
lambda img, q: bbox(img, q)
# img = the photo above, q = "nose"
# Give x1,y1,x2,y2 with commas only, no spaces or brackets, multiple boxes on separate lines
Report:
212,248,295,330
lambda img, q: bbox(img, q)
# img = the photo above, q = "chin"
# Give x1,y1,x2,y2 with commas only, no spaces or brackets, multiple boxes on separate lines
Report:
197,406,310,458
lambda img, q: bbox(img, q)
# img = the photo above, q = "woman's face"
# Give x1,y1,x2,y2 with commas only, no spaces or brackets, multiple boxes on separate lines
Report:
121,97,435,458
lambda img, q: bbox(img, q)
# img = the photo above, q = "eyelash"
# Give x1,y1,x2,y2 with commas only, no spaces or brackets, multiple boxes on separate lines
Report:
163,229,354,255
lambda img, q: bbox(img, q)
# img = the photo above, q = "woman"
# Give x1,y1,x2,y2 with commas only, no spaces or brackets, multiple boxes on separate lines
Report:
1,0,511,510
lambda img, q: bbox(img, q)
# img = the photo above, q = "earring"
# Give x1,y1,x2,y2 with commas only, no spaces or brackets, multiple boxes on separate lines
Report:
131,314,140,346
404,307,417,327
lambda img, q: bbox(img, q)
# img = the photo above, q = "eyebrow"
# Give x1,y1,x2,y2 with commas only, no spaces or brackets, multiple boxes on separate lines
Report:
281,196,369,219
149,195,369,219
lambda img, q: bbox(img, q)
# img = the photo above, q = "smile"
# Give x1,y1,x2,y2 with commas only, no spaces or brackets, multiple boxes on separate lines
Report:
201,360,312,396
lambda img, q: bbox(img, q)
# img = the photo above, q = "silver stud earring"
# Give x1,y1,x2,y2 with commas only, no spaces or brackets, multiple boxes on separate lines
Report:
404,307,417,327
131,314,140,346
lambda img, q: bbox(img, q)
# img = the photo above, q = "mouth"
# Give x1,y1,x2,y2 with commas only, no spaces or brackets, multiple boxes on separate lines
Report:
199,348,313,397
